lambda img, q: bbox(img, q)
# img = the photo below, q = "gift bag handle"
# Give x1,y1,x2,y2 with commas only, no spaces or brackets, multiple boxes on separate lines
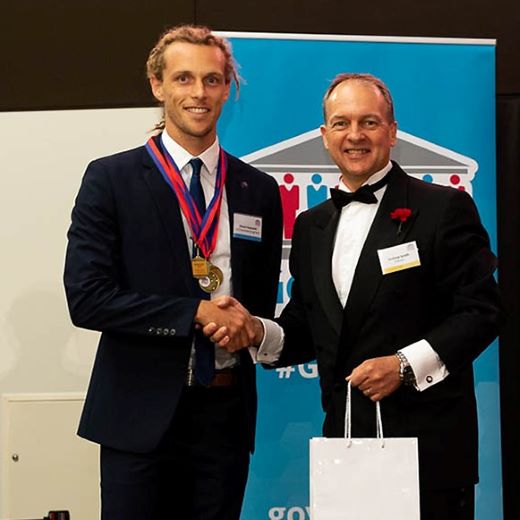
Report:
345,382,385,448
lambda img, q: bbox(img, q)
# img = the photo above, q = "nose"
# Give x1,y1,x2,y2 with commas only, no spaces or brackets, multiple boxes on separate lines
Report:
191,78,206,98
347,122,364,141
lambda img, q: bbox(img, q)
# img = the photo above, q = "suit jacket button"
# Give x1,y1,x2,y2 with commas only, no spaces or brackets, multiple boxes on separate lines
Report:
155,328,162,335
148,327,155,334
170,329,176,336
162,328,169,336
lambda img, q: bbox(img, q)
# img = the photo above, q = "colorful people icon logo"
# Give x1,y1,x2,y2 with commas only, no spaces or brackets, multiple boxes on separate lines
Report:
279,173,300,239
307,173,328,208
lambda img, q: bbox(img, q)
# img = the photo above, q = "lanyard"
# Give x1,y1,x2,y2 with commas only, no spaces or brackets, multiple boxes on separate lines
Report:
145,136,227,259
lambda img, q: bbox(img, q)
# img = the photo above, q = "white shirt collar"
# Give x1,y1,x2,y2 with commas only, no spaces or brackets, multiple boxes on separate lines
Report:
160,131,220,175
339,161,393,193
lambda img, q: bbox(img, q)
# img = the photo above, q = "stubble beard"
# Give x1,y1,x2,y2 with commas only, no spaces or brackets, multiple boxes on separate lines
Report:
166,108,216,142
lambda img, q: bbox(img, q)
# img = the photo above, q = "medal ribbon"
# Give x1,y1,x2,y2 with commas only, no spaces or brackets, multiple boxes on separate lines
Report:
145,136,227,259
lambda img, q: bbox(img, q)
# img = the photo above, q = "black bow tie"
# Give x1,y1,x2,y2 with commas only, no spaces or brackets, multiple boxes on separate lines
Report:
330,173,391,210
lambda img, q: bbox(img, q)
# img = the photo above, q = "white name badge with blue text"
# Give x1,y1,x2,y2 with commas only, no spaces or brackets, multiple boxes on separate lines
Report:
377,241,421,275
233,213,262,242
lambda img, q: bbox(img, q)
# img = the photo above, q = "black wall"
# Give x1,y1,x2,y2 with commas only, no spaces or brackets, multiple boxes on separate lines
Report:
1,0,519,111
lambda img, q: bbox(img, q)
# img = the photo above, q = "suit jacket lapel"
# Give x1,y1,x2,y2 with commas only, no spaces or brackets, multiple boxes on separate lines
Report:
310,202,344,335
344,164,417,338
141,145,194,295
224,154,250,301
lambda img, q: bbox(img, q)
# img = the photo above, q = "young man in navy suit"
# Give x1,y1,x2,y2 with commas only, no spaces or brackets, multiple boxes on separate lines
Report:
64,25,282,520
207,74,499,520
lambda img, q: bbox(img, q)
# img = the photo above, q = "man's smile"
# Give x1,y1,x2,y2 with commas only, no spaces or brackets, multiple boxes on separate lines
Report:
184,106,210,113
344,148,370,155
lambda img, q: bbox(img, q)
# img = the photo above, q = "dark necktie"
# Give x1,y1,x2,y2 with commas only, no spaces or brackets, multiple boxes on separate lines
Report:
188,158,214,386
330,173,390,210
189,158,206,216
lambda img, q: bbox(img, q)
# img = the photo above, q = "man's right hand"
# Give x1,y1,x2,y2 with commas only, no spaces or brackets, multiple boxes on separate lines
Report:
197,296,264,351
194,297,262,352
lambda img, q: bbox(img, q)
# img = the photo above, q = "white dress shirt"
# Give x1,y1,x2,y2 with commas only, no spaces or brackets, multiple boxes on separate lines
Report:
161,131,237,368
257,162,448,391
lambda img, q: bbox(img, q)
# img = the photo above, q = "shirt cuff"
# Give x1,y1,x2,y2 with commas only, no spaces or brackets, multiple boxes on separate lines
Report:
248,317,284,365
399,340,449,391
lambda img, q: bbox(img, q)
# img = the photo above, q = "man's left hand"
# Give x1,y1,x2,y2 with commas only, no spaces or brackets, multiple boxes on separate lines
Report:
347,355,401,401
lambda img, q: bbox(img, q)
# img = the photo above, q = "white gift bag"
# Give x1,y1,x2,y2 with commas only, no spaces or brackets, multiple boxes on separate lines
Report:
309,383,420,520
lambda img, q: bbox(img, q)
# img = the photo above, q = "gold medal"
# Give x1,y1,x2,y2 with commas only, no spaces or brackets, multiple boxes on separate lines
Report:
192,255,210,278
198,263,224,293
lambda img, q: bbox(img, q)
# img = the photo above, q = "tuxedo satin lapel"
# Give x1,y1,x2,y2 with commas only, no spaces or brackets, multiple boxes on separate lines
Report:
310,202,344,335
344,165,411,337
141,148,193,294
225,155,248,301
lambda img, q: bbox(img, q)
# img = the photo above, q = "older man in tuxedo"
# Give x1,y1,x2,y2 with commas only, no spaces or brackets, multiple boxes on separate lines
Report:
64,25,282,520
207,73,499,520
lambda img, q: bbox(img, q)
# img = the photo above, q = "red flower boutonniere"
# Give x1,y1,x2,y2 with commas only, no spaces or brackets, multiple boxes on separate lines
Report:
390,207,412,234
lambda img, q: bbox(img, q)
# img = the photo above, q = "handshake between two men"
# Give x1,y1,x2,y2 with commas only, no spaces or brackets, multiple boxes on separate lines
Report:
194,295,403,402
195,296,263,352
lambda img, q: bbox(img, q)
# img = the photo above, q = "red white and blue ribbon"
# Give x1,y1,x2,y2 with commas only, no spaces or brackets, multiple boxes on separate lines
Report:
145,136,227,259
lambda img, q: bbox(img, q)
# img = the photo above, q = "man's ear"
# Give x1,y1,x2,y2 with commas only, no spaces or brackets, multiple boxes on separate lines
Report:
149,76,164,102
320,124,329,150
389,120,398,147
223,82,231,103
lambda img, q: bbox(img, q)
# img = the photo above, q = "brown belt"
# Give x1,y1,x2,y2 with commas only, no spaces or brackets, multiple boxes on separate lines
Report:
210,368,238,387
185,368,238,388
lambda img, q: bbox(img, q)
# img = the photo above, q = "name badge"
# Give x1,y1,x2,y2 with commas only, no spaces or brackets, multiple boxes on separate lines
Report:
377,241,421,275
233,213,262,242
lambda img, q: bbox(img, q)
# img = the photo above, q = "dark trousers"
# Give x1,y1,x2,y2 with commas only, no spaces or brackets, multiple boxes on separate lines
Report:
421,486,475,520
100,385,250,520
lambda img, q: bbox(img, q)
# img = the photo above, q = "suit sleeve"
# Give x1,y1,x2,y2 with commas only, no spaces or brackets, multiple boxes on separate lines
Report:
257,174,283,319
64,159,200,338
274,214,317,367
424,188,500,372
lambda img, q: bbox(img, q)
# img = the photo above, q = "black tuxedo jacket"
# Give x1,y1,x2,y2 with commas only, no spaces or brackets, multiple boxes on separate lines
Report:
64,141,282,454
276,162,499,489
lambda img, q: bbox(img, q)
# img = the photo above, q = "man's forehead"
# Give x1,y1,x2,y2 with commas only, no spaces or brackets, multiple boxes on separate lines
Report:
163,41,225,65
325,81,388,118
329,80,382,103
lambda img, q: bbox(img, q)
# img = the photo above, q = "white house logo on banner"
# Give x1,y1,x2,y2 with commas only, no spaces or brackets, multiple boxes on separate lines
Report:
242,128,478,310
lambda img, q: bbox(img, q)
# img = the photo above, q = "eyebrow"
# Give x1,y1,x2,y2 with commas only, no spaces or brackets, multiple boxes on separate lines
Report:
172,70,224,77
329,113,383,122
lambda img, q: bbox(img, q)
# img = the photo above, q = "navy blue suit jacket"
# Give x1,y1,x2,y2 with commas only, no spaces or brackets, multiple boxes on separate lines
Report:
64,140,282,454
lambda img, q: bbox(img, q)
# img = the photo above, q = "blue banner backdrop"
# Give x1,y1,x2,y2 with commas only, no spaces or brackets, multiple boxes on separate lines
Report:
216,34,500,520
